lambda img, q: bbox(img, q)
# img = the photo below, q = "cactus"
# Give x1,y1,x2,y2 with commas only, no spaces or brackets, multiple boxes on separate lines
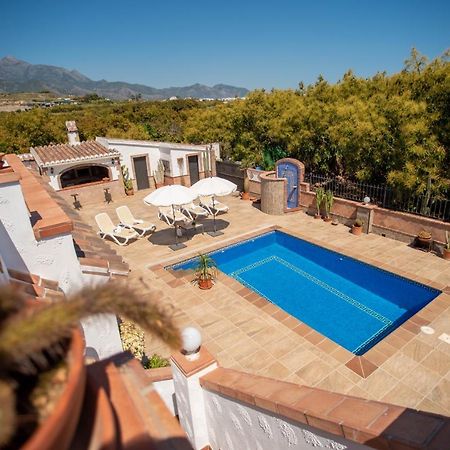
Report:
324,190,334,218
121,165,133,192
315,187,325,216
153,160,165,185
0,282,180,447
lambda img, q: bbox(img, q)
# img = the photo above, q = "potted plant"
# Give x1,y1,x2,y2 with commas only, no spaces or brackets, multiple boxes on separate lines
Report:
194,254,217,290
323,190,334,222
314,187,325,219
0,283,179,450
241,169,251,200
352,218,364,235
443,231,450,260
153,160,165,188
416,229,432,248
121,165,134,195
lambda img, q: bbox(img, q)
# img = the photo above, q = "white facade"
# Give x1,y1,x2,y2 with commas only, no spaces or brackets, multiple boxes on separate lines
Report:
0,178,83,292
96,137,220,182
0,169,123,360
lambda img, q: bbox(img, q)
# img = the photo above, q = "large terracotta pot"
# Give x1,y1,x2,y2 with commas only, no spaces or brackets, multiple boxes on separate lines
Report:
352,225,363,236
198,278,213,290
22,328,86,450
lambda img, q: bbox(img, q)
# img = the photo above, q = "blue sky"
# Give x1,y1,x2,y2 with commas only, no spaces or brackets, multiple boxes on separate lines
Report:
1,0,449,90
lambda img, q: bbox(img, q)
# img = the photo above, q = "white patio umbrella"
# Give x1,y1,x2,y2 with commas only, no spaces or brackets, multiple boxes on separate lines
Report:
190,176,237,236
143,185,198,250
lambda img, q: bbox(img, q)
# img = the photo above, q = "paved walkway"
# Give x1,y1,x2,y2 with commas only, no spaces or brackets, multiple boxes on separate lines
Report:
75,189,450,416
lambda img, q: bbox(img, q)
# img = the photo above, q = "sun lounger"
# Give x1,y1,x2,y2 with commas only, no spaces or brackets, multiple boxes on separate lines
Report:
158,206,190,226
116,205,156,237
199,195,229,215
181,202,209,221
95,213,139,246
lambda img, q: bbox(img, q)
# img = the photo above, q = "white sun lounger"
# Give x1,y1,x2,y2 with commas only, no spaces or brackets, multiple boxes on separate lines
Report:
95,213,139,246
199,195,229,215
158,206,190,226
181,202,209,221
116,206,156,237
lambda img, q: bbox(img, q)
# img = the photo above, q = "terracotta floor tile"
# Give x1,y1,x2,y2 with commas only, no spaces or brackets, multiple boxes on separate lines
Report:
381,382,424,408
402,339,434,363
77,192,450,416
420,350,450,376
401,365,441,396
381,353,419,380
295,359,333,386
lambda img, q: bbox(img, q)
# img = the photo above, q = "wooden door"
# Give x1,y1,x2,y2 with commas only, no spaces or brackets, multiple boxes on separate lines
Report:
133,156,150,190
188,155,200,185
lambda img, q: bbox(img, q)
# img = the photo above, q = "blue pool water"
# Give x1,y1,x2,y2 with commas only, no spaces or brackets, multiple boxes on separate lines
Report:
171,231,440,354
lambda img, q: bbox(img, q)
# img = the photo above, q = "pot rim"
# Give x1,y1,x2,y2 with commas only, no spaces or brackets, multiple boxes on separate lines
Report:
22,328,86,450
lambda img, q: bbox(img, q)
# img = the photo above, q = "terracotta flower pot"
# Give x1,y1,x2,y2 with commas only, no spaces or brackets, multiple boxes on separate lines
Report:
314,214,321,219
22,329,86,450
241,192,250,200
198,278,213,290
125,188,134,196
352,225,363,236
443,248,450,260
323,216,332,223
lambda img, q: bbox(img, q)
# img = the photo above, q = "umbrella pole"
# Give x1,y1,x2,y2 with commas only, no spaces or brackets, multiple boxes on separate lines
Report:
170,203,186,251
208,195,224,237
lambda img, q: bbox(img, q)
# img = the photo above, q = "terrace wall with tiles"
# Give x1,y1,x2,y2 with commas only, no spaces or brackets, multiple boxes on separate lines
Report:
168,346,450,450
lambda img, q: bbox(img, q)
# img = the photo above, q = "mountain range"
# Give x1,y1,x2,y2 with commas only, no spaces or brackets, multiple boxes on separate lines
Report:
0,56,249,100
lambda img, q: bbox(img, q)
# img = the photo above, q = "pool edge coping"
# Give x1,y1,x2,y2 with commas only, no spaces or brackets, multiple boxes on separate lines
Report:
148,225,450,380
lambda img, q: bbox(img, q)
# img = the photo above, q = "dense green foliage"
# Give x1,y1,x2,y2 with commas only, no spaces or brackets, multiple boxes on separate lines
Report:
1,49,448,196
185,49,450,196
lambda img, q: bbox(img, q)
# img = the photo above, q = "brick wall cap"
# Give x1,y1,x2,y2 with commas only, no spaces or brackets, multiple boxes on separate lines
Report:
171,346,216,377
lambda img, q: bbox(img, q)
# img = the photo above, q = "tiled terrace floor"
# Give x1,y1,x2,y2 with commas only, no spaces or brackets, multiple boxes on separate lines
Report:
74,189,450,416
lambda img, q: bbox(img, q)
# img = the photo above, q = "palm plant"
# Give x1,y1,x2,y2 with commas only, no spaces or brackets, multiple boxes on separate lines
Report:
315,187,325,217
0,282,180,447
194,254,217,289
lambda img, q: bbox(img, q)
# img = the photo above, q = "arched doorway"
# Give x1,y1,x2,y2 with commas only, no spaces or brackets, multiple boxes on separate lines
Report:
60,165,110,188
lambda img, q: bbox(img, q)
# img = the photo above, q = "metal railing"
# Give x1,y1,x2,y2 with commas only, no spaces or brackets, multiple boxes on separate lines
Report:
305,173,450,222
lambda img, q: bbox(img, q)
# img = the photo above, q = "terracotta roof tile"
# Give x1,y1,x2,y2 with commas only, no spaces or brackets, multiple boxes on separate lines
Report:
30,141,119,167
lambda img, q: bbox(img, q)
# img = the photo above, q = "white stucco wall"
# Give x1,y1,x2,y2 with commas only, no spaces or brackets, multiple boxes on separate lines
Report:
202,390,371,450
96,137,219,181
0,179,83,292
172,360,218,449
153,378,177,416
47,158,120,191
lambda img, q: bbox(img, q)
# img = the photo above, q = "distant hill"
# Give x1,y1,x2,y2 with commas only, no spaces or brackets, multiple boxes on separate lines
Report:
0,56,249,100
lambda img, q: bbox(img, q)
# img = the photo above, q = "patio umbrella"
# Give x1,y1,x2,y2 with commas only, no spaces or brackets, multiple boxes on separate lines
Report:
190,176,237,236
143,185,198,250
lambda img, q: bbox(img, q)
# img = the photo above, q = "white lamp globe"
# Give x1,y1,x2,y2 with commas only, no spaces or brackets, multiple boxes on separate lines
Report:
363,196,370,204
181,327,202,359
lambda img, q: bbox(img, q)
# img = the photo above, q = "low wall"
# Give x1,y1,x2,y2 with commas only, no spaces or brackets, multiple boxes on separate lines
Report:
298,185,449,245
373,207,448,243
57,179,126,207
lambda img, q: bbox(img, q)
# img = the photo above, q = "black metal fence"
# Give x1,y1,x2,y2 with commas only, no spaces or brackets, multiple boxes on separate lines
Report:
305,173,450,222
216,160,244,192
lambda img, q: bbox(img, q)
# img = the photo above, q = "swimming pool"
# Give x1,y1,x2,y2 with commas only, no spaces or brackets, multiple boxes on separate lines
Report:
171,231,440,354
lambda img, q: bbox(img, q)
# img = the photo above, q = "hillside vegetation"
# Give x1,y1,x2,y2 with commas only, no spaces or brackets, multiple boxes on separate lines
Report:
0,49,448,196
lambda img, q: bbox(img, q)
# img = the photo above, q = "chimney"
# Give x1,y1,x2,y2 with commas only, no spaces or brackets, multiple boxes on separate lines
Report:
65,121,80,145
